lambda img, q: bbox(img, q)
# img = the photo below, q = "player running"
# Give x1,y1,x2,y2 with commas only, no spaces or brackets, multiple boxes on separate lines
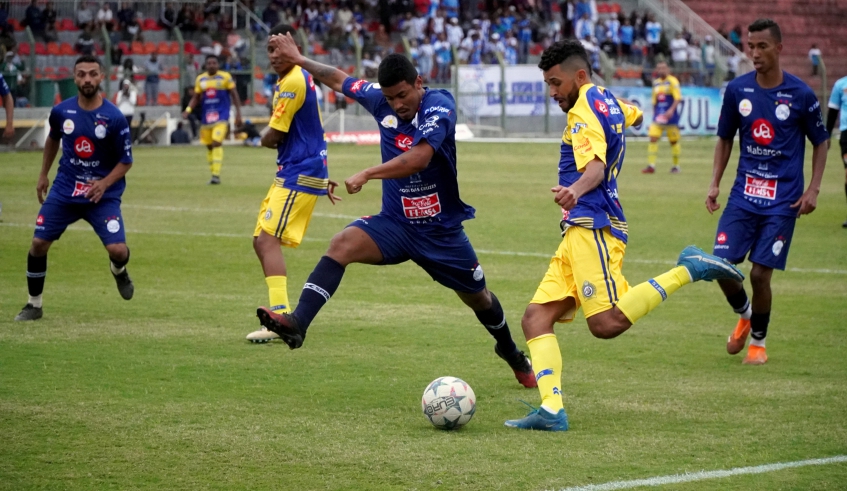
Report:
504,40,744,431
1,72,14,142
245,24,340,343
642,60,683,174
253,33,537,388
15,55,134,321
182,55,242,185
706,19,828,365
826,74,847,227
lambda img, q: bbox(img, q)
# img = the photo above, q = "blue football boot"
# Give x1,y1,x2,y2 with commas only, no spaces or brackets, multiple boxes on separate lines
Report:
504,402,569,432
677,245,745,283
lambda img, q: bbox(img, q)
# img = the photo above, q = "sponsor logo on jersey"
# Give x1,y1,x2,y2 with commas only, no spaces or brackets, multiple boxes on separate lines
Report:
401,192,441,219
206,110,220,123
36,214,44,225
94,124,107,139
573,136,593,154
205,88,217,98
594,99,609,116
743,87,755,92
571,122,587,134
380,115,398,129
350,79,367,92
72,180,92,197
775,103,790,121
809,100,820,112
394,134,413,152
746,144,782,157
582,280,596,299
717,232,727,244
776,91,793,99
751,119,774,145
74,136,94,158
63,119,75,134
744,175,777,200
739,99,753,117
277,91,296,99
424,105,451,115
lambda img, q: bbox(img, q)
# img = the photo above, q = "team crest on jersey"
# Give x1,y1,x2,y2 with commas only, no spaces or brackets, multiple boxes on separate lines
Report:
106,218,121,234
63,119,75,134
772,237,785,256
738,99,752,117
582,280,596,299
264,209,273,221
381,115,398,129
775,104,790,121
472,264,484,282
94,124,107,139
571,122,587,134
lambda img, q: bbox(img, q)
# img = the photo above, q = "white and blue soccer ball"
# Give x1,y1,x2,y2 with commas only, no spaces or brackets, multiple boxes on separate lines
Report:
421,376,476,430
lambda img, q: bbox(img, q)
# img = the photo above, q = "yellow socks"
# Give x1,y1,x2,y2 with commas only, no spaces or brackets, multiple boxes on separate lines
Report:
206,149,214,173
211,146,223,177
266,275,290,314
527,333,564,413
617,266,691,324
647,142,658,166
671,142,681,167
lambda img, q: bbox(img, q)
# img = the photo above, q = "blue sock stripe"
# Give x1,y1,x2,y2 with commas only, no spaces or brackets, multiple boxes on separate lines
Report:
269,304,287,312
535,368,554,382
648,278,668,301
592,230,614,305
598,230,619,302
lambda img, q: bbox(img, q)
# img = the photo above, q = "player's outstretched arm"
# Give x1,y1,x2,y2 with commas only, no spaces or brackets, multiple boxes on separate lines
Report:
37,136,60,204
344,142,434,194
706,138,733,214
269,33,347,93
790,142,827,216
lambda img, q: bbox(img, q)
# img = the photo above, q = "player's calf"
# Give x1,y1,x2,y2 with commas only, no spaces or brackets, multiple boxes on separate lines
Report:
107,245,133,300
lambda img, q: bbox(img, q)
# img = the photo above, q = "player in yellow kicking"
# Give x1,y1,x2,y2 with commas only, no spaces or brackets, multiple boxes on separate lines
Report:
182,55,242,184
642,61,682,174
246,24,340,343
504,40,744,432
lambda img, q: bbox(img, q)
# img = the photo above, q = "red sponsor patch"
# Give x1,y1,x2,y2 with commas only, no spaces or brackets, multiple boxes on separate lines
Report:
394,134,413,152
594,99,609,116
72,181,92,197
36,214,44,225
751,118,775,145
744,175,777,200
717,232,727,244
350,79,367,92
308,74,315,88
402,193,441,219
74,136,94,158
205,88,217,98
657,93,666,102
206,110,220,123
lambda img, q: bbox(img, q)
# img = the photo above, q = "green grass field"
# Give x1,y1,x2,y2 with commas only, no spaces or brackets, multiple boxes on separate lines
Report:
1,140,846,490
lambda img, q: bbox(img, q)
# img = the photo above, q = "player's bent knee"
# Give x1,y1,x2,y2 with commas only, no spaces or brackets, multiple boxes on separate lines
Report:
30,238,52,256
521,304,556,338
105,243,129,261
456,289,491,311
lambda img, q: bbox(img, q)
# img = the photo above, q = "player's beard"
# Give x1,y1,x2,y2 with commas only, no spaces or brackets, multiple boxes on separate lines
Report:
77,83,99,100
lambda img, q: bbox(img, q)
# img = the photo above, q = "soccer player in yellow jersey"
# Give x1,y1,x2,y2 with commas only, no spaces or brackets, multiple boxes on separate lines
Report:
504,40,745,431
245,24,340,343
642,61,682,174
182,55,242,184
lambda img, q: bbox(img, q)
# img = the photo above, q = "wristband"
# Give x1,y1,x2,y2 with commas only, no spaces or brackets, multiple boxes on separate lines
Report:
185,107,192,114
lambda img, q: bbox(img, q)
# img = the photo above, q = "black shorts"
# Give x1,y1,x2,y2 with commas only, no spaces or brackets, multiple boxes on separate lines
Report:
840,131,847,165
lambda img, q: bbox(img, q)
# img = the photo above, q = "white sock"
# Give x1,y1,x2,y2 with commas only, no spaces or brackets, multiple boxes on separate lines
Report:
110,262,126,275
750,337,766,348
29,295,42,308
740,304,752,320
540,405,559,415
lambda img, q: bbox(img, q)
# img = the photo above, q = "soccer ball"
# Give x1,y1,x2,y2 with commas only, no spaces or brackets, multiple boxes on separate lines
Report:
421,376,476,430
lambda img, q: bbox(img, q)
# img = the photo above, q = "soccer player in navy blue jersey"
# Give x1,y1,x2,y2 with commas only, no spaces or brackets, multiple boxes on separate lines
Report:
706,19,829,365
0,72,14,141
15,55,135,321
253,33,537,389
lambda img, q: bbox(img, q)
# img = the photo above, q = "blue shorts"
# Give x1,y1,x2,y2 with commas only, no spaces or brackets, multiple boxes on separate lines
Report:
33,196,127,245
712,203,796,270
348,214,486,293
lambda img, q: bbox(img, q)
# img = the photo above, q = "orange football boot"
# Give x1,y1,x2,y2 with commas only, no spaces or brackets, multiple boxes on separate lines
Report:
726,318,750,355
742,345,768,365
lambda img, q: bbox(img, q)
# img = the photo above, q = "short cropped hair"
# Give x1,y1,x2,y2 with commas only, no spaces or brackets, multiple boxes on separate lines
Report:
378,53,418,88
748,18,782,42
205,54,219,63
269,23,296,38
74,54,102,68
538,39,591,75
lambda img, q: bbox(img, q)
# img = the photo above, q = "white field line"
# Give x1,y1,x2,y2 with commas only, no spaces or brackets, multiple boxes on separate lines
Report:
2,222,845,276
121,203,361,220
552,455,847,491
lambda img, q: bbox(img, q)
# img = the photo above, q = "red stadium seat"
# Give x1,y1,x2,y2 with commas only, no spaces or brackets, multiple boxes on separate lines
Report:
59,42,75,55
143,18,160,31
43,66,57,79
47,42,60,55
8,18,22,31
168,92,180,105
137,93,146,106
157,41,169,54
168,41,179,54
157,93,169,105
18,42,31,55
118,42,130,54
131,41,143,55
35,42,47,55
143,41,156,54
60,18,75,31
184,41,199,55
254,92,268,105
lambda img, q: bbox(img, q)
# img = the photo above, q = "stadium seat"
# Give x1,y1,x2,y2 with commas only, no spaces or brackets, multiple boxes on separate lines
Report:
59,42,75,55
57,66,70,78
43,67,57,80
254,93,268,105
8,18,22,31
34,67,43,79
157,93,169,105
253,66,263,78
18,42,30,55
131,41,143,55
313,43,328,55
60,18,75,31
137,93,146,106
118,42,130,54
35,42,47,55
143,18,160,31
47,42,60,55
184,41,198,55
157,41,169,54
168,41,179,54
144,41,156,54
168,92,180,105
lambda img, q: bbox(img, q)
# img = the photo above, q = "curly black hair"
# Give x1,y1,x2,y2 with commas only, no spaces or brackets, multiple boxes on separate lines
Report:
269,23,297,38
378,53,418,88
537,39,591,75
74,54,102,68
748,18,781,43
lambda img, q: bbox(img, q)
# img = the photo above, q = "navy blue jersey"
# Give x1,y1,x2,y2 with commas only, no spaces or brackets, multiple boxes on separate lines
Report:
717,71,828,216
47,97,133,204
0,73,9,97
342,78,475,230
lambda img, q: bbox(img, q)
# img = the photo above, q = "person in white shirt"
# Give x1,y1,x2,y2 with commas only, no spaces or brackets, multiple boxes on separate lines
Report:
702,35,716,85
670,31,689,70
446,17,463,47
687,39,702,85
417,37,435,82
115,79,137,134
808,43,822,76
96,3,114,31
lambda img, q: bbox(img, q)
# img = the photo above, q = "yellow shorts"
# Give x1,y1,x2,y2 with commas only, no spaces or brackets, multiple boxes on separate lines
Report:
253,184,319,247
648,123,680,143
531,226,630,322
199,122,229,145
